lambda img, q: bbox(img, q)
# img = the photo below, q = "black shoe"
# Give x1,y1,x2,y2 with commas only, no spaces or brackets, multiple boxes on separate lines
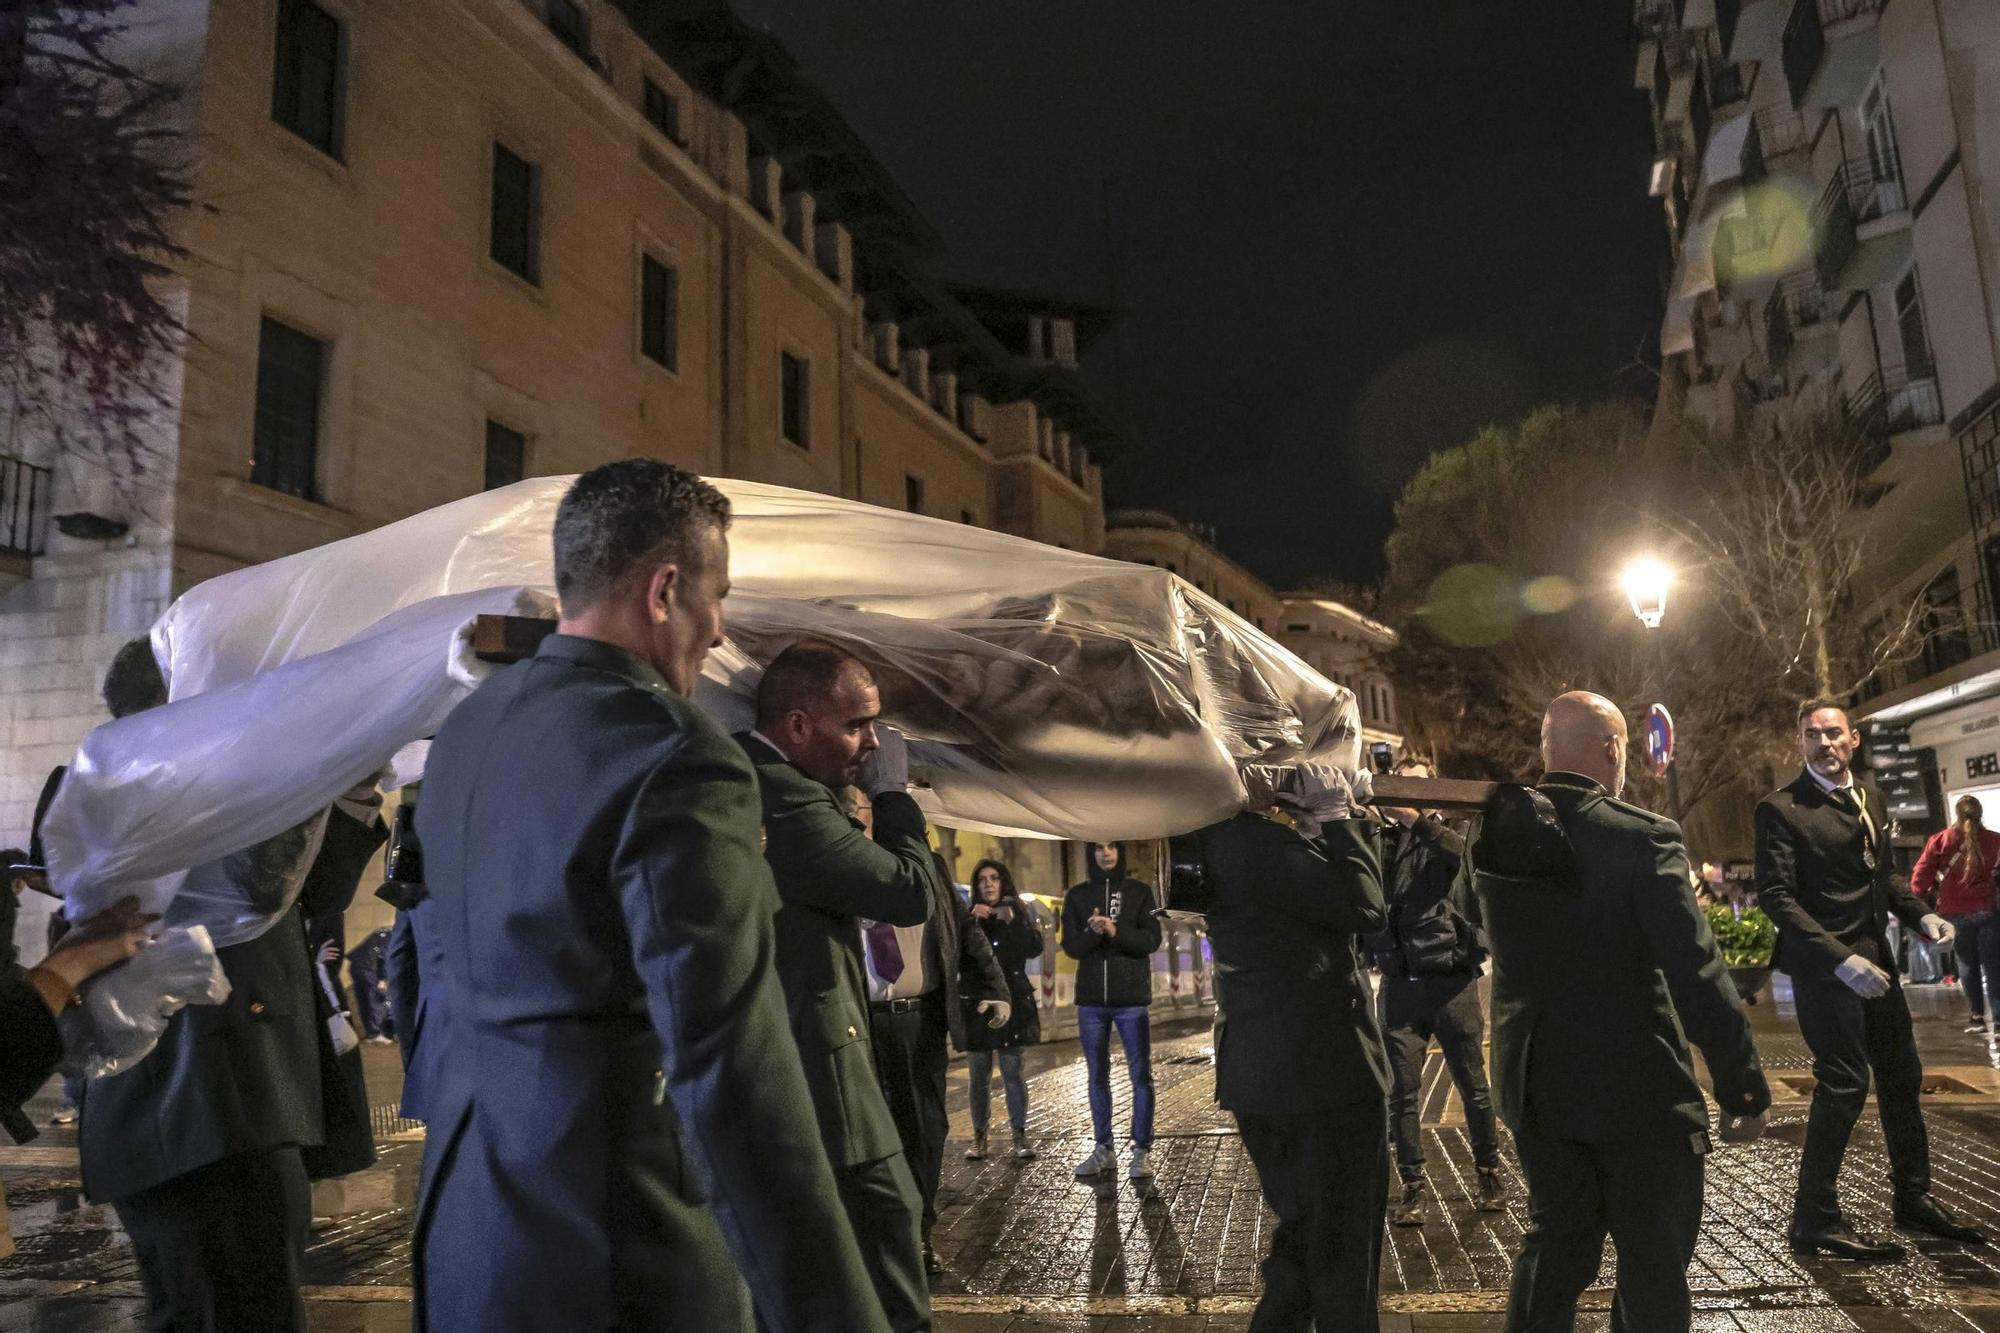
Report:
1476,1166,1506,1213
1895,1195,1987,1244
923,1240,942,1275
1387,1181,1425,1227
1787,1222,1906,1262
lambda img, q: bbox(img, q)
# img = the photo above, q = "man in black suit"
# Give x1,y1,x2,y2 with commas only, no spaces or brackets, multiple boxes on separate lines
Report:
1757,697,1984,1259
413,461,885,1332
1194,760,1388,1331
1478,691,1769,1333
738,639,937,1330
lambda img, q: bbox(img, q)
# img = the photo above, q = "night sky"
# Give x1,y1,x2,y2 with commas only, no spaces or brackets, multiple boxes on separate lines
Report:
729,2,1668,586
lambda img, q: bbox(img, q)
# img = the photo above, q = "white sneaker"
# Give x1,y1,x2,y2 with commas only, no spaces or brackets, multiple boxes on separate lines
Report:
1073,1144,1116,1178
1127,1146,1153,1180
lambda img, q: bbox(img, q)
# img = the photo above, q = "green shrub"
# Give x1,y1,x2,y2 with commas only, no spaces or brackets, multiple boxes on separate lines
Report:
1705,905,1776,967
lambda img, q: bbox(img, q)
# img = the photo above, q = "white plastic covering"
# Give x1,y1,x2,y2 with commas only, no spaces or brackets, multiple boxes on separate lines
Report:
44,475,1359,922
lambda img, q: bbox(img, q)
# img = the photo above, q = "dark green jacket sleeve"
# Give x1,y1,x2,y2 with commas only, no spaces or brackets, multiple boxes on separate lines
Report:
761,775,930,928
1637,820,1769,1117
1233,818,1386,934
615,730,886,1332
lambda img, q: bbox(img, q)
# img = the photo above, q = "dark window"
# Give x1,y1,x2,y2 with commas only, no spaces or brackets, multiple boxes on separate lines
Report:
252,317,326,501
484,420,526,491
781,352,809,447
1286,623,1312,633
643,78,681,143
546,0,587,53
1895,271,1932,373
490,144,540,284
640,255,678,370
960,509,975,525
904,475,924,514
272,0,342,157
1923,569,1972,676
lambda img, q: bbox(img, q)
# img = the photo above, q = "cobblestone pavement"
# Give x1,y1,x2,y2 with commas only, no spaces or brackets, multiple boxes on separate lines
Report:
10,986,2000,1329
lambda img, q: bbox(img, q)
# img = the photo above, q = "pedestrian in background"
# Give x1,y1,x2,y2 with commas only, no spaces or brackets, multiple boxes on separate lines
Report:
347,925,394,1042
962,858,1043,1163
1912,795,2000,1036
1369,758,1504,1225
1481,691,1769,1332
1062,842,1162,1181
1758,698,1982,1259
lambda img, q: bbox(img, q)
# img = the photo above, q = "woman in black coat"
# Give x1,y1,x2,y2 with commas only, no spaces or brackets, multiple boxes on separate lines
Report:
961,859,1043,1162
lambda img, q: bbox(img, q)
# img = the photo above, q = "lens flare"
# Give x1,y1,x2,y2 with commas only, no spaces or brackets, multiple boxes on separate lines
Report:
1422,564,1521,646
1521,575,1579,615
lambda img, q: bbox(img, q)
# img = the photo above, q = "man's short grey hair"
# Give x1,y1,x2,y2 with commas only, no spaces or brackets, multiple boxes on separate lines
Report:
553,460,731,611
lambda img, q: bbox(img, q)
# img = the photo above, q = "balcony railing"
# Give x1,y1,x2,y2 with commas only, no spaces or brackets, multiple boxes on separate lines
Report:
1765,271,1829,364
1709,62,1750,108
0,453,53,558
1844,362,1943,441
1811,157,1907,287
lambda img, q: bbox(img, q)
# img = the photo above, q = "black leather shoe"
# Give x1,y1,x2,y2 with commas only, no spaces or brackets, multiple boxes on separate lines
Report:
923,1241,943,1275
1788,1223,1906,1262
1895,1195,1987,1244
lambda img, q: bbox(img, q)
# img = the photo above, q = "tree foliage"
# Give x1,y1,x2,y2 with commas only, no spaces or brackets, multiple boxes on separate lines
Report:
0,0,192,498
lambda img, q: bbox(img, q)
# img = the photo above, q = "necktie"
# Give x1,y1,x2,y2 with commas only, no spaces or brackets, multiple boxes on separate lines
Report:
866,923,905,983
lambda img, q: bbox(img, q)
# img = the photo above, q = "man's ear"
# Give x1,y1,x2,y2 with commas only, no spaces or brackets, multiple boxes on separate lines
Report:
645,562,681,624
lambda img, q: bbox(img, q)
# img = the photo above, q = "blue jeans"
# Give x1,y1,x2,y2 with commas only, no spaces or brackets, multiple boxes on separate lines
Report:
1076,1003,1154,1149
1949,912,2000,1019
967,1048,1028,1135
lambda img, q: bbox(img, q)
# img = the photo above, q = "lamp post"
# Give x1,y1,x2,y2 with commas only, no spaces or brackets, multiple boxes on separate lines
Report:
1623,558,1683,822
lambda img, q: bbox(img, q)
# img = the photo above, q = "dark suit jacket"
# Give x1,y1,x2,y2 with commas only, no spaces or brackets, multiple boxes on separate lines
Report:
1196,813,1389,1116
78,809,369,1203
1479,773,1767,1141
413,636,880,1333
738,732,930,1170
1756,768,1930,979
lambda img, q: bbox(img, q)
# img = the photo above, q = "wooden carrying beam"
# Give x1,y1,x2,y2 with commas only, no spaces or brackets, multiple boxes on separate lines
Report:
472,614,559,664
1361,775,1499,813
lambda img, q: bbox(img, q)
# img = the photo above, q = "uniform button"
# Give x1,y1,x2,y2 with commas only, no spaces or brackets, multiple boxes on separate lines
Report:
847,1026,859,1039
249,1001,266,1016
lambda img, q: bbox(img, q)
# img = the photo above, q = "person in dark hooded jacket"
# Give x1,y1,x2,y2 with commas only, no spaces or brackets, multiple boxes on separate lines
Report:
1060,842,1161,1181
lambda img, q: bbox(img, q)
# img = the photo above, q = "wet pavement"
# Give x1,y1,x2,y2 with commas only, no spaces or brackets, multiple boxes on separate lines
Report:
9,984,2000,1329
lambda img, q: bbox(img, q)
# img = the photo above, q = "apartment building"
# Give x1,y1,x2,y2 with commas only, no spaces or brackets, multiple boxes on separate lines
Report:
1636,0,2000,839
0,0,1123,850
1101,510,1403,752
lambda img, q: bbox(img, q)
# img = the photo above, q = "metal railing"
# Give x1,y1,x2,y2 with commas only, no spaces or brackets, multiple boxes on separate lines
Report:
1810,157,1907,288
1844,362,1943,441
1783,0,1888,107
0,453,53,558
1764,271,1829,364
1710,62,1750,109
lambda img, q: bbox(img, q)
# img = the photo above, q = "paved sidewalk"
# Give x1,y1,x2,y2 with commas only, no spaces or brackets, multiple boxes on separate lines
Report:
9,985,2000,1329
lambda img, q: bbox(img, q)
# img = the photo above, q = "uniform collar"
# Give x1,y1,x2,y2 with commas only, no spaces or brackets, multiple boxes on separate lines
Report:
1803,764,1853,796
535,633,674,695
1538,771,1605,795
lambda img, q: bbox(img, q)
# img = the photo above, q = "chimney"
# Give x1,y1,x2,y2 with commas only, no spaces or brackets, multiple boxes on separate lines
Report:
958,392,990,441
1027,315,1047,362
870,321,900,373
783,191,815,252
1050,319,1078,368
931,371,957,417
1038,417,1055,462
815,221,853,291
903,346,931,397
750,156,783,224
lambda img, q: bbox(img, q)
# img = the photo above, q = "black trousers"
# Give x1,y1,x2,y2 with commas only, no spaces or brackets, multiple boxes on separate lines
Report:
1791,969,1930,1228
1234,1096,1389,1333
113,1145,312,1333
1380,970,1500,1182
835,1153,931,1333
870,993,950,1238
1505,1114,1706,1333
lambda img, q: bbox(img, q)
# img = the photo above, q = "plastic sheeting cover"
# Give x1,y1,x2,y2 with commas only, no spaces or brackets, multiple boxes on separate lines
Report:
46,477,1361,916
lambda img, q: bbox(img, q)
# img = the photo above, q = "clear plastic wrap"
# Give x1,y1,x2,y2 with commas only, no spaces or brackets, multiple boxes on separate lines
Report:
56,925,231,1080
43,475,1358,949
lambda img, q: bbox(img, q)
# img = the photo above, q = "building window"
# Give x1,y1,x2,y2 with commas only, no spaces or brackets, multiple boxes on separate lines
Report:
961,509,975,525
1895,271,1932,374
484,420,526,491
1923,569,1972,676
904,475,925,514
252,316,326,501
490,143,540,285
271,0,342,158
643,78,682,143
545,0,588,54
640,255,678,371
781,352,809,447
1286,622,1311,633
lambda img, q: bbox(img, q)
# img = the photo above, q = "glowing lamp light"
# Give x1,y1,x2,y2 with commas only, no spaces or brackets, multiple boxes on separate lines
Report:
1623,558,1672,629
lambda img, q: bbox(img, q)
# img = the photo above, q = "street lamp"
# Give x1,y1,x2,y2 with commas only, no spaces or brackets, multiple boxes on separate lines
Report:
1622,557,1672,630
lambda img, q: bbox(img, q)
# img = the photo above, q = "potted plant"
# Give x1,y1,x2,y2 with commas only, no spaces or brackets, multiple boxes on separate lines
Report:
1706,905,1777,1004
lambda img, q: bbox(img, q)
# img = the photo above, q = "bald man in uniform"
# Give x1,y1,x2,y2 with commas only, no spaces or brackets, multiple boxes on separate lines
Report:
1476,692,1769,1333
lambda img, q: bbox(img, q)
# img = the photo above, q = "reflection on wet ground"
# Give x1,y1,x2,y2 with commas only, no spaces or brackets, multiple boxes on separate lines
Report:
7,986,2000,1328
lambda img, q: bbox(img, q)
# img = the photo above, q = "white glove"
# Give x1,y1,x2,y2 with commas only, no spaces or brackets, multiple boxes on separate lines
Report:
1921,914,1957,950
1294,762,1355,824
858,723,910,794
1834,954,1892,998
1350,768,1374,808
978,998,1012,1029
